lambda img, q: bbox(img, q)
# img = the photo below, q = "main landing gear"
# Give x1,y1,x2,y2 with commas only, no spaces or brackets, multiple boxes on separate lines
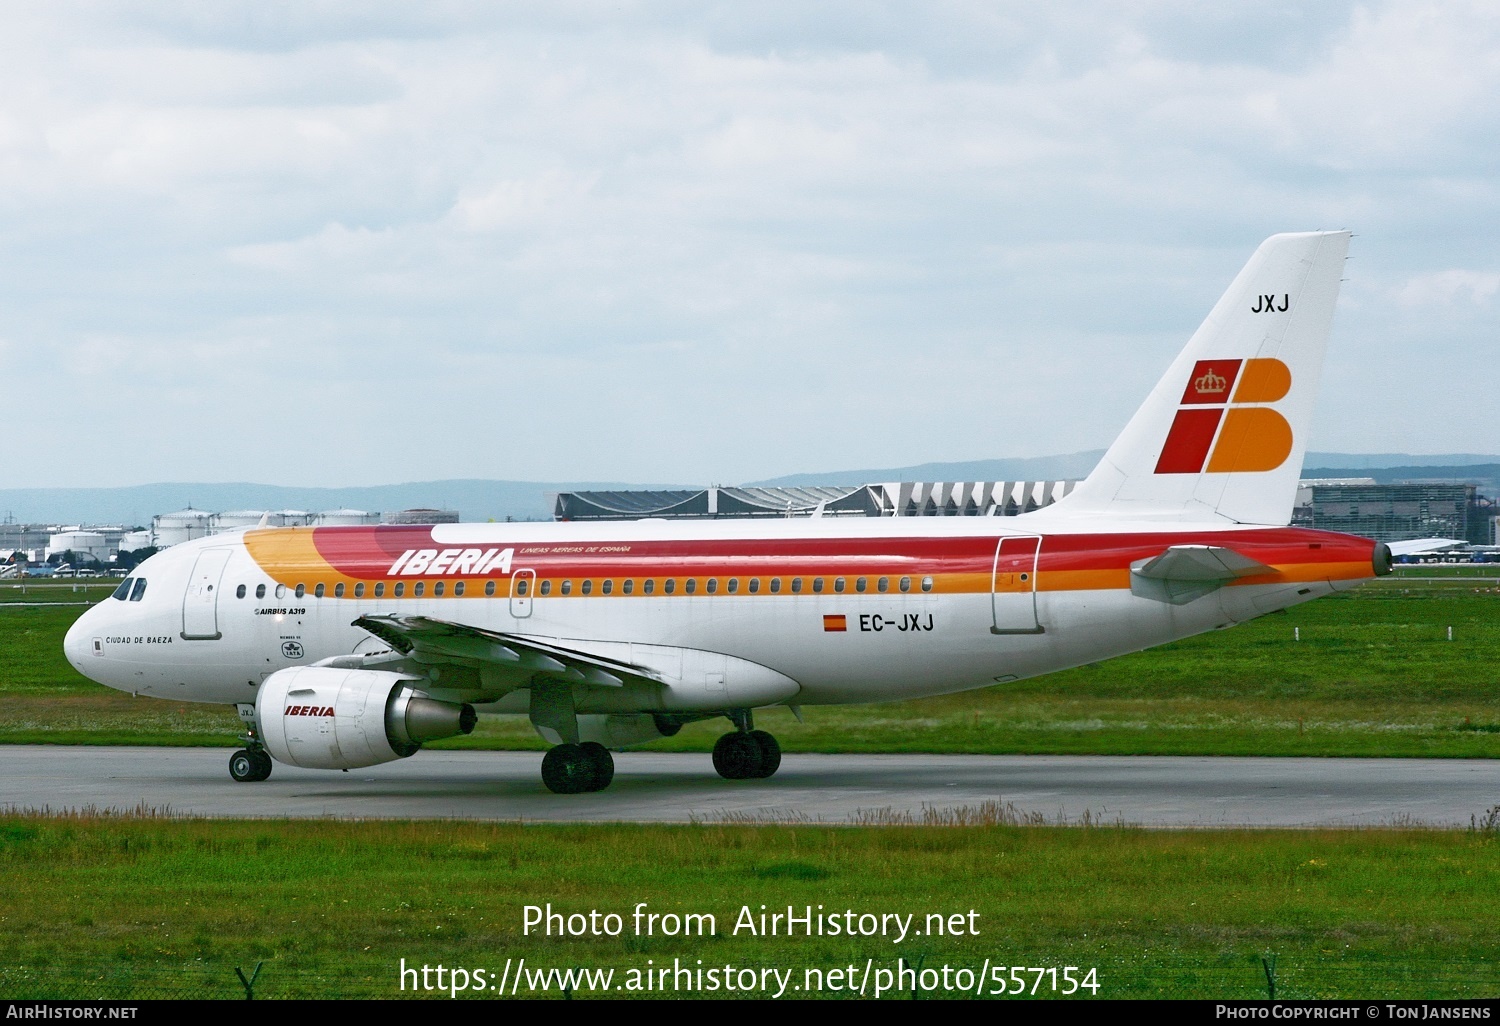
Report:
229,748,273,782
712,711,781,780
541,741,615,794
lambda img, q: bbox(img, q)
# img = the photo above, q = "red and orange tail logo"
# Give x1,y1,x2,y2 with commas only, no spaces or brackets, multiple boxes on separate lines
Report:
1155,358,1292,474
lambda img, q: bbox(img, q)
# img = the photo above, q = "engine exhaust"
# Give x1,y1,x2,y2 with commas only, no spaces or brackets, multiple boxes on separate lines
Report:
386,689,478,747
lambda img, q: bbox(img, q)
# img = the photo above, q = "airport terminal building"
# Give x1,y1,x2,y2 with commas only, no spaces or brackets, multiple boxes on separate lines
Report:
555,478,1500,548
552,481,1080,521
1291,480,1497,545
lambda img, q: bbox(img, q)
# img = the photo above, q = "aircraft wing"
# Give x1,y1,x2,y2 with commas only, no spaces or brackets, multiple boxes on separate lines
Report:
348,614,664,689
1130,544,1275,605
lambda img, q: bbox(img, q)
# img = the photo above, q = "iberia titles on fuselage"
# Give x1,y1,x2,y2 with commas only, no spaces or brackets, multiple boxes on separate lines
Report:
63,230,1390,793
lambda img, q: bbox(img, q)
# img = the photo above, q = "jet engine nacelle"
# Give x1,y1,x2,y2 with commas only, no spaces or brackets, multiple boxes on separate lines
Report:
256,666,477,770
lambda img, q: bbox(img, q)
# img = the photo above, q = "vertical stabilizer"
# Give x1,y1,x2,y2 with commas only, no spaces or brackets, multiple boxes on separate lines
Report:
1060,231,1349,525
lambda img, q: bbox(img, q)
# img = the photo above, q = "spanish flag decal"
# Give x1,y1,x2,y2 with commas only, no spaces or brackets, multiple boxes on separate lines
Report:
823,614,847,632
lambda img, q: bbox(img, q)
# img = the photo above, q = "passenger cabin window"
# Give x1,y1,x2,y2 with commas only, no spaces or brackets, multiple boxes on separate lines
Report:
877,577,889,593
856,577,867,593
727,579,738,594
581,581,592,595
275,584,286,599
748,578,760,593
812,578,824,593
900,576,911,593
516,579,529,596
236,584,246,599
706,579,716,594
643,580,654,595
602,580,613,595
835,577,846,593
256,584,266,599
433,582,444,596
770,578,781,593
485,581,496,596
791,578,803,594
394,582,405,597
335,583,345,598
354,583,364,598
622,580,633,595
685,579,696,594
130,579,147,602
112,578,132,600
922,576,934,593
413,582,425,597
664,580,675,594
374,583,385,598
453,581,464,596
295,584,306,598
314,584,325,598
561,581,572,596
539,581,551,596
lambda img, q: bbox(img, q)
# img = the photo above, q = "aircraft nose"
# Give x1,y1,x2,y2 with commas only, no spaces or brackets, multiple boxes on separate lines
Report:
63,606,99,674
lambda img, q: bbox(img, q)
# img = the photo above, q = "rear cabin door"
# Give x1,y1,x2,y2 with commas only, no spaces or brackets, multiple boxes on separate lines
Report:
991,535,1044,635
182,548,233,640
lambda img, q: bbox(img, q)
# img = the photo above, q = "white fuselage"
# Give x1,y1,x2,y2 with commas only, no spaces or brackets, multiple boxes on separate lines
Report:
64,511,1376,714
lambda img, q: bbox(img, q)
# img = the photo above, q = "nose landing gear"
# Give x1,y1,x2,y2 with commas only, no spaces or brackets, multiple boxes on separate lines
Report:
229,748,273,782
229,703,272,782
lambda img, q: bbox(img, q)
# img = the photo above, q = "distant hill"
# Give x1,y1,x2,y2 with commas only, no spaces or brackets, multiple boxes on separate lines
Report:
754,452,1500,489
749,451,1108,488
4,453,1496,525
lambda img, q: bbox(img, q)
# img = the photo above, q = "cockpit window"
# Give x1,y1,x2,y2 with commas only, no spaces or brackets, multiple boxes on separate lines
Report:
129,579,147,602
112,578,133,601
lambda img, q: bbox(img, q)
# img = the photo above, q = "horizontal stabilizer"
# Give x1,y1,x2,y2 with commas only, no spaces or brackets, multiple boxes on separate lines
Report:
1130,545,1274,605
1133,545,1274,582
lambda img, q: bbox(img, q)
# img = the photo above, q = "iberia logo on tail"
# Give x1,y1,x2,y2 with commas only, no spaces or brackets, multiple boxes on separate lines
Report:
1154,358,1293,474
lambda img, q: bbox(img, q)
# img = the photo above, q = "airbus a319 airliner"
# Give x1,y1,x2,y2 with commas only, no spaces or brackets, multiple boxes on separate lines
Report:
65,231,1389,793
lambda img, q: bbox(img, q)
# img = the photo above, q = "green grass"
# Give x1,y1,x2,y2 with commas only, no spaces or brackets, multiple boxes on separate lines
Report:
4,577,1499,757
0,581,119,604
2,813,1497,999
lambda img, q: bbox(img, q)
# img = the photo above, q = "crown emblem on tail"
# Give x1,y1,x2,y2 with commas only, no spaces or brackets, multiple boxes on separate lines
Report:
1194,368,1228,394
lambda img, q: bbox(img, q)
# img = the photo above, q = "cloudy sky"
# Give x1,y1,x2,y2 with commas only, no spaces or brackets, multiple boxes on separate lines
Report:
1,2,1496,488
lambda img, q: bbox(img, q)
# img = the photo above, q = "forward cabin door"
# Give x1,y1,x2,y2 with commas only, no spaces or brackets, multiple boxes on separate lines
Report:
181,548,233,640
991,535,1044,635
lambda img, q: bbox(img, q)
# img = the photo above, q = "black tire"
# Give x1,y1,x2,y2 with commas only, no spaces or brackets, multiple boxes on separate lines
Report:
747,730,781,778
229,749,259,783
541,743,595,794
579,742,615,791
712,732,764,780
251,750,274,781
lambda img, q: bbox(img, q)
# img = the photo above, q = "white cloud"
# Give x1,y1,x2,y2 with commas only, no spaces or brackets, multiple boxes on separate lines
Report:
1397,269,1500,307
0,2,1497,487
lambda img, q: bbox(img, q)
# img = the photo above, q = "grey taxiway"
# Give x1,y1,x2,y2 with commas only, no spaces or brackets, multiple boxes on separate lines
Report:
2,745,1497,827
